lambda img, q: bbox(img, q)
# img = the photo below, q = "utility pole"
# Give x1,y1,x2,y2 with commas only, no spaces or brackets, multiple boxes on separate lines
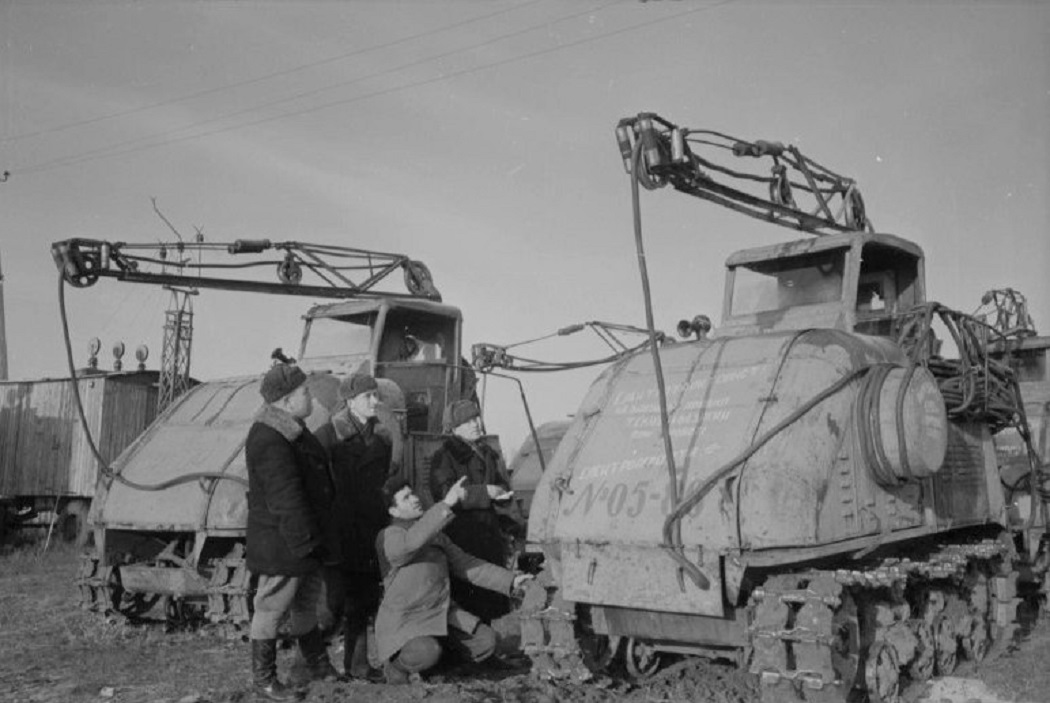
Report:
0,248,7,380
0,171,10,378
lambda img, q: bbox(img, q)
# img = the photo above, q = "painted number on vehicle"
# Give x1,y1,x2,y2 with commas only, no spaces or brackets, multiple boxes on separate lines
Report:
561,477,713,519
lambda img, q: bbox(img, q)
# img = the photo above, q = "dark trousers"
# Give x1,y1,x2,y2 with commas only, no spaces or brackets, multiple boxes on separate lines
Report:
342,571,382,676
343,573,381,625
321,568,381,630
250,572,323,640
450,579,510,624
447,621,498,663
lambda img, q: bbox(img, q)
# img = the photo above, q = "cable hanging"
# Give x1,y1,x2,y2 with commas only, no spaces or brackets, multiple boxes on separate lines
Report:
894,301,1049,516
12,1,733,177
895,302,1021,433
58,272,248,492
1,0,546,146
471,321,665,373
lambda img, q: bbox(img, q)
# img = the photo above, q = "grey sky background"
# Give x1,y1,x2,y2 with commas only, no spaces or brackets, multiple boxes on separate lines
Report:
2,0,1048,452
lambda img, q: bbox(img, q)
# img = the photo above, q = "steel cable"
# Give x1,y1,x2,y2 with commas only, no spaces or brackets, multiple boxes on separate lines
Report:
896,303,1019,433
896,302,1048,529
58,272,249,491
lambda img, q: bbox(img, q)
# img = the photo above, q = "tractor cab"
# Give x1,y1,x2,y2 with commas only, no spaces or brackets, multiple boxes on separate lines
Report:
299,297,469,434
716,231,925,338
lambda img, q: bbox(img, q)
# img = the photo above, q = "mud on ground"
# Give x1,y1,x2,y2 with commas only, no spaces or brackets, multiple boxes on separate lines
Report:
2,541,1047,703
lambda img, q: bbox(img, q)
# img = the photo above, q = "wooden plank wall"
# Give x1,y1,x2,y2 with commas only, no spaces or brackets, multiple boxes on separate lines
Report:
95,377,158,495
0,373,158,498
0,382,34,494
0,379,79,496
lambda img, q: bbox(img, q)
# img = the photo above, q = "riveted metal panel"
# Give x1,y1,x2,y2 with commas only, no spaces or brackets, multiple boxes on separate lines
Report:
551,333,799,554
933,422,991,522
560,541,722,615
99,377,258,531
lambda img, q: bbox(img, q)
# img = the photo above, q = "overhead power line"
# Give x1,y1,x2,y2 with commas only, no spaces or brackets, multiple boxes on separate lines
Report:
0,0,546,145
12,0,736,177
16,0,620,175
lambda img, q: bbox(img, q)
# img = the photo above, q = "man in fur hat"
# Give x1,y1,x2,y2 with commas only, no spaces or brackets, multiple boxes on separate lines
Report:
428,399,515,622
246,363,338,701
315,371,392,681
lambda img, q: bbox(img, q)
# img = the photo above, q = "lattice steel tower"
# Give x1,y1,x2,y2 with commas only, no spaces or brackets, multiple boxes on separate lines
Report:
157,286,196,412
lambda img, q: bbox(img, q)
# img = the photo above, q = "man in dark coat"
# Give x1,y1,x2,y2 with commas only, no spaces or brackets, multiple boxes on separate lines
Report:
246,363,338,701
428,399,516,622
375,476,532,684
316,372,391,681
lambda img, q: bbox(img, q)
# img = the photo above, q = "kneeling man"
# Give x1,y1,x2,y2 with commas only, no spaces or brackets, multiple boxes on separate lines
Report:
375,476,531,683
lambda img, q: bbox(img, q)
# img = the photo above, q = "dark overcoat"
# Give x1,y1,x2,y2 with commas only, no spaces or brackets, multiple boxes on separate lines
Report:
428,437,509,567
374,503,514,663
245,404,336,576
320,409,392,576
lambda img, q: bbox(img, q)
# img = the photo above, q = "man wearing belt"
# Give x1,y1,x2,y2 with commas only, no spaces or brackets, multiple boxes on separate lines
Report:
246,363,338,701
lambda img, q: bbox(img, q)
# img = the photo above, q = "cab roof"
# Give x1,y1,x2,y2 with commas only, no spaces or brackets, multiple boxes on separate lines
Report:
725,231,924,267
305,296,463,320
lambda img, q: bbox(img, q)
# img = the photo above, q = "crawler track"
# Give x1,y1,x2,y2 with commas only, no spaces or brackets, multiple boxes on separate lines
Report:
518,564,596,682
519,537,1025,703
76,547,253,632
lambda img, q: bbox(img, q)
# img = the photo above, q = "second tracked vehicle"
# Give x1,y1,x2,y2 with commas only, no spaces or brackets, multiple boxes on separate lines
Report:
518,113,1048,703
53,238,490,627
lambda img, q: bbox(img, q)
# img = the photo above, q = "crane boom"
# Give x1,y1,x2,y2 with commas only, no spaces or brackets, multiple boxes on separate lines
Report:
615,112,873,236
51,237,441,301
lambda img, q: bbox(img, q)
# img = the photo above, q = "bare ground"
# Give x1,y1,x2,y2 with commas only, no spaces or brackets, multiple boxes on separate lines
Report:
3,540,1049,703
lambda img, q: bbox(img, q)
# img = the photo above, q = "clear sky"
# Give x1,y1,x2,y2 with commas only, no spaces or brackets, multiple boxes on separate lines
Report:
1,0,1048,453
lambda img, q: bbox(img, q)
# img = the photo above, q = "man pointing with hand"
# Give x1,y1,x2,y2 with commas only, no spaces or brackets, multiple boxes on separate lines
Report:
374,475,533,684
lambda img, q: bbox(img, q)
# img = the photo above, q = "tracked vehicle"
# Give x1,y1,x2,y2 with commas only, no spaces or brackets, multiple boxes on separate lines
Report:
518,114,1048,702
52,238,484,626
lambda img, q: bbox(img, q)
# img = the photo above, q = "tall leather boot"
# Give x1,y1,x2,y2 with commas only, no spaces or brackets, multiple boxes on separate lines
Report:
343,617,382,682
297,627,340,682
251,639,298,702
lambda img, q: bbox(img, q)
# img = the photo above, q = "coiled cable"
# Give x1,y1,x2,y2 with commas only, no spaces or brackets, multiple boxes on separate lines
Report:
896,302,1047,529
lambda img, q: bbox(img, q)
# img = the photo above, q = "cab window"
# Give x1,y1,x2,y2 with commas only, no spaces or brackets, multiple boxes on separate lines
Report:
730,249,845,316
301,313,376,360
378,311,455,363
854,243,920,336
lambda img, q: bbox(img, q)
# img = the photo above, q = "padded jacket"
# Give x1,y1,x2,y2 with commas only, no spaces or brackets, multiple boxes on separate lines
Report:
245,404,335,576
374,503,513,662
